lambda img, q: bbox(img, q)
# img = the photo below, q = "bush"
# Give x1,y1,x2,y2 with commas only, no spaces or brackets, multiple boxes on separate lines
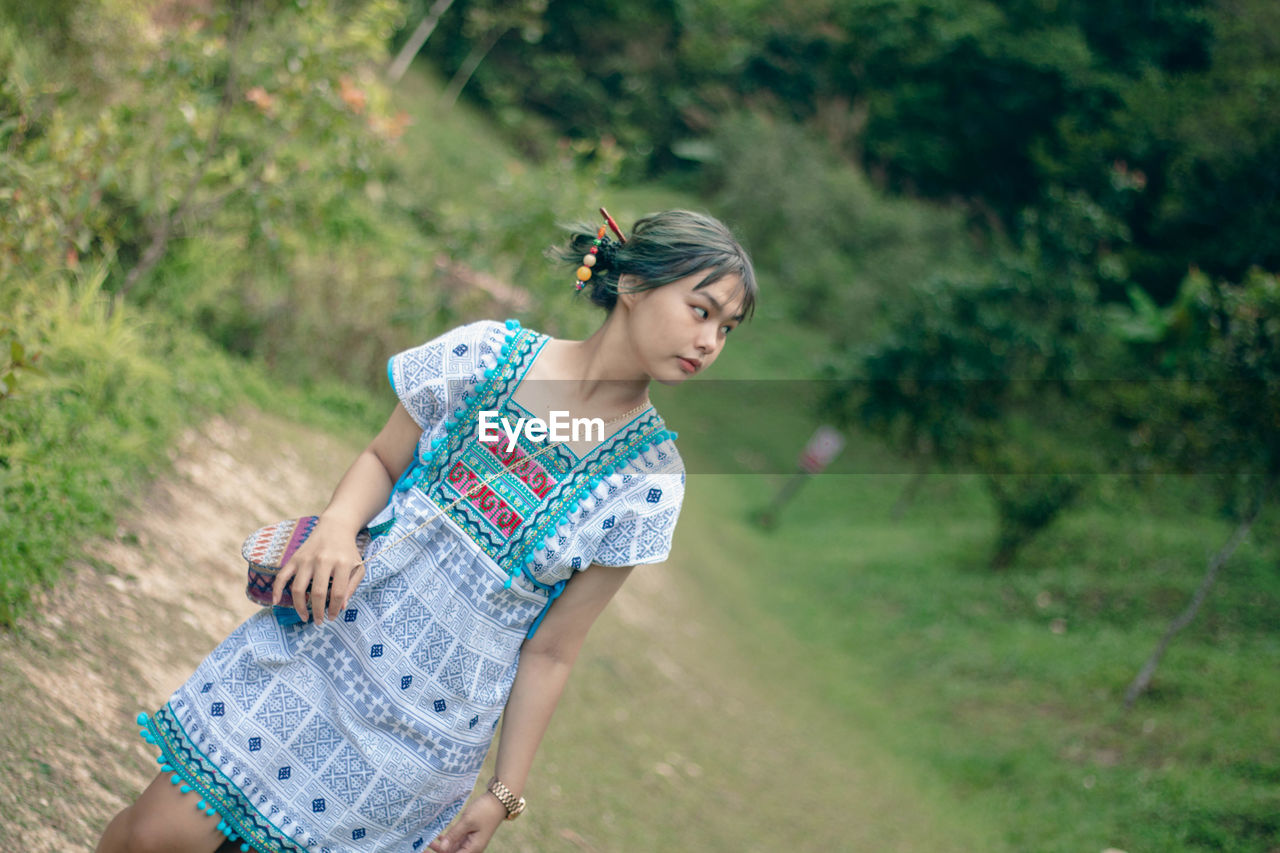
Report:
0,271,243,625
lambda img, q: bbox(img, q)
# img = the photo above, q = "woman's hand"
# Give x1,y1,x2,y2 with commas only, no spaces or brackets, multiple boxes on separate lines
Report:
427,792,507,853
270,517,367,625
265,402,421,625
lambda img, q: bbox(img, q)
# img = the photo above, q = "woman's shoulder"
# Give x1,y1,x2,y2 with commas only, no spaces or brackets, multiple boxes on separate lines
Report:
457,317,545,350
399,318,515,362
612,415,686,492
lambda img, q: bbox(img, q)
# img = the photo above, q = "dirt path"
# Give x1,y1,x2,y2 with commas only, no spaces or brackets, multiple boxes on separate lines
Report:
0,407,991,852
0,409,358,850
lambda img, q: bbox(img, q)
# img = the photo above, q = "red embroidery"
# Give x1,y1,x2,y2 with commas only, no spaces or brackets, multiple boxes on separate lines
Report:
479,434,554,498
446,461,524,537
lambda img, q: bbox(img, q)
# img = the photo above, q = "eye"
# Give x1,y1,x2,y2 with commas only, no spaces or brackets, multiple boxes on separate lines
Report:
721,324,736,335
692,305,709,319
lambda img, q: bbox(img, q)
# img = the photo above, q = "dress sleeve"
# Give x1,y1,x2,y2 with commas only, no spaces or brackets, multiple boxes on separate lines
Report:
386,320,499,431
591,461,686,567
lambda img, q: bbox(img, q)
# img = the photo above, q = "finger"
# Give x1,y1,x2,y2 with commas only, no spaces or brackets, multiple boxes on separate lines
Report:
290,566,313,623
328,564,350,620
271,565,296,606
343,564,367,608
310,567,332,625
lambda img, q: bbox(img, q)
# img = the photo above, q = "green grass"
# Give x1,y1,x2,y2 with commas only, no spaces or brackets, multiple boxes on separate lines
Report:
679,469,1279,851
643,313,1280,851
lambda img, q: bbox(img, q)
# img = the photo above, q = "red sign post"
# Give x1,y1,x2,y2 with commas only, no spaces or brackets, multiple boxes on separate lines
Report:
757,426,845,528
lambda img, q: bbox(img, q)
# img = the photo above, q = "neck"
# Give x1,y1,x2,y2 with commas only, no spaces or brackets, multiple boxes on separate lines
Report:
549,312,650,408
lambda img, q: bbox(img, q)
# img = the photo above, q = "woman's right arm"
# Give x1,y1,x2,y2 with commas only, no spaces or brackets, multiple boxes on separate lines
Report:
271,402,423,624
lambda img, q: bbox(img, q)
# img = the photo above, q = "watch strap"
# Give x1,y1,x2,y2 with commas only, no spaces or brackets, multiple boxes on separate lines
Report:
487,777,526,820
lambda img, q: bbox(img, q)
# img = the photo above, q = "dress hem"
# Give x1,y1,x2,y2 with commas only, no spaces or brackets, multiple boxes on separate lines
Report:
139,705,306,853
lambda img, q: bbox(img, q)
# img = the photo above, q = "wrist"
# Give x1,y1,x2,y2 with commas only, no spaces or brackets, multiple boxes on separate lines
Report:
486,777,526,820
316,511,365,534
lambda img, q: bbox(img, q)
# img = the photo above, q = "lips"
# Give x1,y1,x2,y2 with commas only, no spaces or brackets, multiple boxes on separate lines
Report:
677,357,701,374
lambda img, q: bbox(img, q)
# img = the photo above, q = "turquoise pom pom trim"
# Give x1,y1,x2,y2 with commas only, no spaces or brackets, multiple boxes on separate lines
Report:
137,710,253,850
505,318,520,330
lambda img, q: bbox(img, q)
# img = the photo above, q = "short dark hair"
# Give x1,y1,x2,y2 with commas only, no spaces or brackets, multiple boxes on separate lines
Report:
554,209,757,319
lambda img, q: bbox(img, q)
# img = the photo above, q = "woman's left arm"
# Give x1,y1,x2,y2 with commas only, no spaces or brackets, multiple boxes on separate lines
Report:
427,563,635,853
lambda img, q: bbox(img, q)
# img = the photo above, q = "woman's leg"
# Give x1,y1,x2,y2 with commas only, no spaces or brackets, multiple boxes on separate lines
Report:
96,771,227,853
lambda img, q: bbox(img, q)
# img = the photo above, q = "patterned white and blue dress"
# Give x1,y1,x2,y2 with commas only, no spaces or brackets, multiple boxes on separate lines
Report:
136,318,685,853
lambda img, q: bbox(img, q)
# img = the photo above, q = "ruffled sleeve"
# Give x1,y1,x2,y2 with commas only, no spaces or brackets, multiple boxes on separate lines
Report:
591,456,686,568
387,320,501,431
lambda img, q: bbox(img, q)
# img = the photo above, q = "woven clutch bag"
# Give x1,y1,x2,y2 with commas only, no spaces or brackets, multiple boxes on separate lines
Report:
240,411,591,625
242,516,373,621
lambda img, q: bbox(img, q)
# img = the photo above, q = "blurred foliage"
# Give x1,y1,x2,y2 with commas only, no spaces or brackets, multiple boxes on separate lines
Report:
821,185,1121,566
0,0,422,625
0,0,431,387
701,111,981,340
409,0,1275,306
1102,266,1280,519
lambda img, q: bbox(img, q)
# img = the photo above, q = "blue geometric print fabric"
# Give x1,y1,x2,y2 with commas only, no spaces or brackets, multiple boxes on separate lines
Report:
150,319,685,852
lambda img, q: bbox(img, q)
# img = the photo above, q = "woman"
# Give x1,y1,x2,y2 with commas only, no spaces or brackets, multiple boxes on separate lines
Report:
97,208,757,853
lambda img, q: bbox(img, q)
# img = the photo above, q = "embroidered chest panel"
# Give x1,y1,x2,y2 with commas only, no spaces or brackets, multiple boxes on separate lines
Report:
413,328,667,576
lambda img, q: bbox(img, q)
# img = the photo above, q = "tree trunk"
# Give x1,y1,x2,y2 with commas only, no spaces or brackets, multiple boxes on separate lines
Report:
439,26,507,109
1123,477,1271,707
891,455,931,520
385,0,456,85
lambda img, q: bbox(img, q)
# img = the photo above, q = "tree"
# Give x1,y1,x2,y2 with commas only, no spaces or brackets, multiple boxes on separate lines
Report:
820,187,1122,567
1103,268,1280,705
386,0,457,85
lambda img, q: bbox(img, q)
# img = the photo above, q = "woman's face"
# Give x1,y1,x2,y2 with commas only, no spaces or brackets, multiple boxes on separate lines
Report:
620,271,747,385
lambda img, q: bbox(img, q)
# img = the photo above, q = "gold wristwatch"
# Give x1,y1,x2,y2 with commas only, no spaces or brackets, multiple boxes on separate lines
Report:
487,777,526,820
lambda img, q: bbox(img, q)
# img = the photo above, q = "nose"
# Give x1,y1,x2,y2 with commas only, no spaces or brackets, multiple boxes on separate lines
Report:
694,322,718,355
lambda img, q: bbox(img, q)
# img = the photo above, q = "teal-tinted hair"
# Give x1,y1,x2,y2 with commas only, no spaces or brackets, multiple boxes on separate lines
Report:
556,209,757,319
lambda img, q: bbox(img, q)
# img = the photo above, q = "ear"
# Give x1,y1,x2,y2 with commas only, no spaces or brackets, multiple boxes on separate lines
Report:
615,274,643,310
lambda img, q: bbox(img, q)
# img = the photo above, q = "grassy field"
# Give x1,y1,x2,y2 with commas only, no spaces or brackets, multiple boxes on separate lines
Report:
654,325,1280,852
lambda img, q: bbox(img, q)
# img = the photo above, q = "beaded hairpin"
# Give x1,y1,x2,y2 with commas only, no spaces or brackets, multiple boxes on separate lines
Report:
575,207,627,292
